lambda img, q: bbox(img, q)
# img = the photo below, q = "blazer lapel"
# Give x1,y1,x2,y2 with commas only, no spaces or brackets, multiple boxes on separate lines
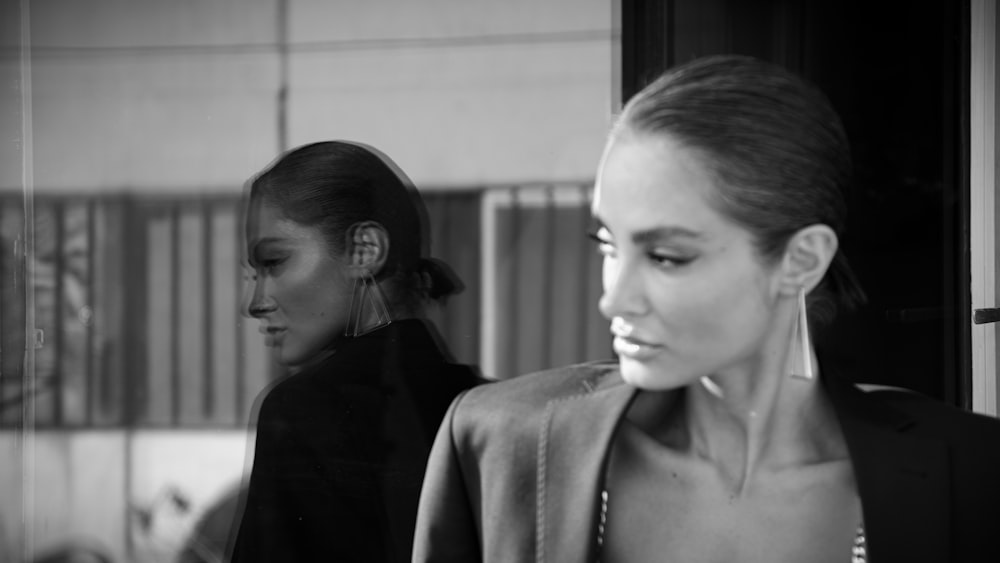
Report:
536,372,637,563
826,377,951,562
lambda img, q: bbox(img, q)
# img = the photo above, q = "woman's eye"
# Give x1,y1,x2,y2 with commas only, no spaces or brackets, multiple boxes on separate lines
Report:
647,250,692,268
256,258,284,274
587,229,616,256
587,231,617,257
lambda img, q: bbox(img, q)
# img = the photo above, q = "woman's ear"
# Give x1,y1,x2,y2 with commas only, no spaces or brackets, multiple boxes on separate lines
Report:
779,224,838,295
344,221,390,276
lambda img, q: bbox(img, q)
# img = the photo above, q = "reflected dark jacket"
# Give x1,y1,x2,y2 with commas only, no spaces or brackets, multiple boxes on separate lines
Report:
413,360,1000,562
232,319,480,563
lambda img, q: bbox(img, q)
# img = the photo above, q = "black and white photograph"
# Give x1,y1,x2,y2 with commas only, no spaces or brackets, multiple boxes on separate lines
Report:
1,1,998,562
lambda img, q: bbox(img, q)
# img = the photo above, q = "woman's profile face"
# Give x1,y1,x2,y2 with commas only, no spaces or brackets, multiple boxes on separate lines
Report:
593,132,783,390
245,202,353,367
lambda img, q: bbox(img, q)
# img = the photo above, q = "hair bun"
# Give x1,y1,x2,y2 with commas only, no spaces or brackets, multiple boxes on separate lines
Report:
415,257,464,301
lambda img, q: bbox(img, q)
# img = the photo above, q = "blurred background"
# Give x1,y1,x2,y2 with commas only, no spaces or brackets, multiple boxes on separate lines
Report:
2,0,998,562
0,1,615,561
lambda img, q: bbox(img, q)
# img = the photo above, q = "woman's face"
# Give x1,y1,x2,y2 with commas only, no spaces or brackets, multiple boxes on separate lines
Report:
593,132,783,390
245,202,353,367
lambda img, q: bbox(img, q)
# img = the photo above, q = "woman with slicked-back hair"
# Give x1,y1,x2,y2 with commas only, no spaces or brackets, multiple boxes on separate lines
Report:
229,141,480,562
412,55,1000,563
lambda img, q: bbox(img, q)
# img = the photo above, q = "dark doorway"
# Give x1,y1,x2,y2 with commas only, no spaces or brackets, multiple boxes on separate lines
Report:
621,0,970,406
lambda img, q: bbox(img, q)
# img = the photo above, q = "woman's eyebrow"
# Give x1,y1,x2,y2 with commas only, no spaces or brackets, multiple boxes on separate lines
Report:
632,227,702,244
589,215,702,242
250,236,284,250
632,226,703,244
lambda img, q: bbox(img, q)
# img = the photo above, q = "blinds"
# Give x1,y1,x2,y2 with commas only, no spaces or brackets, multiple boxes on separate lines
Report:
0,184,611,428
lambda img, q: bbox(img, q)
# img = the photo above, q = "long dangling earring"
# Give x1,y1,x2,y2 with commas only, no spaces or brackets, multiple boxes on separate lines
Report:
344,269,393,337
789,286,815,380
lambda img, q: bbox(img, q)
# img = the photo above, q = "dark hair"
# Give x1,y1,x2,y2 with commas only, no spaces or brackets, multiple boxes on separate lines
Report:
248,141,461,302
617,54,865,319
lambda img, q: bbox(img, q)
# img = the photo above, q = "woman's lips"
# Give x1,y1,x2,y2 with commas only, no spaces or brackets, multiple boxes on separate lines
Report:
610,317,661,358
260,326,286,346
612,334,662,360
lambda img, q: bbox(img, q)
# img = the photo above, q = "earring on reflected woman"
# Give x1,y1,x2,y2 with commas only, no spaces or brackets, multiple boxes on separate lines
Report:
345,269,393,337
789,286,815,380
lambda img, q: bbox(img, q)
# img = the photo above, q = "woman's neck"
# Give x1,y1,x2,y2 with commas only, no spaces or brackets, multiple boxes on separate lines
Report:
627,346,847,497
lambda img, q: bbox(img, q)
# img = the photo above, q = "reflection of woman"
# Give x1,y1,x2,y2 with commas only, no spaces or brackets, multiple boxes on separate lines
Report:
231,141,480,562
413,55,1000,562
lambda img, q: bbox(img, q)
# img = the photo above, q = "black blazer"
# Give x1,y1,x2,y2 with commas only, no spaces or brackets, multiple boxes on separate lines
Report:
231,319,480,563
413,361,1000,562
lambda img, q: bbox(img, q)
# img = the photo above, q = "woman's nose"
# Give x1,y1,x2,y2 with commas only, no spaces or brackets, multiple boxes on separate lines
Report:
598,259,648,320
245,278,277,318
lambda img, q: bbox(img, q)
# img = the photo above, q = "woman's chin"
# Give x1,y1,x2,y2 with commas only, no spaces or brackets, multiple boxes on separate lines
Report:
269,346,303,368
618,356,688,391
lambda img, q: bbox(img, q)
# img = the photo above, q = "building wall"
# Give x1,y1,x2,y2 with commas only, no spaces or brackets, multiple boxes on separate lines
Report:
8,0,613,193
